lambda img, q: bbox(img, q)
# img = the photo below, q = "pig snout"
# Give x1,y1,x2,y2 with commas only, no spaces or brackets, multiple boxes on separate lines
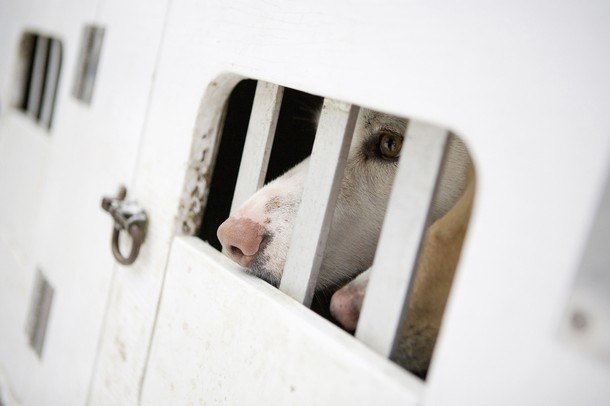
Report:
330,270,370,332
330,285,365,333
330,288,362,333
217,216,265,267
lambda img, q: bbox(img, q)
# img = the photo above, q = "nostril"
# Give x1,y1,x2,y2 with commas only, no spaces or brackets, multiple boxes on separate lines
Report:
230,245,244,258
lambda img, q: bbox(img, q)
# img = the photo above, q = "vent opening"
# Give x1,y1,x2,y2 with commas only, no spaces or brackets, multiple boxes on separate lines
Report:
72,25,105,104
12,32,62,129
26,270,55,358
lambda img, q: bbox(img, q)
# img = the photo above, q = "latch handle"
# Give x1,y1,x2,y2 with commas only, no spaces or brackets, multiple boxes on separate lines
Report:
101,186,148,265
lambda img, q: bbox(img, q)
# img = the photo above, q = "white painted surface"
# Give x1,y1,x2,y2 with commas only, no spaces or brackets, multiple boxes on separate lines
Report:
0,0,169,404
0,0,608,405
0,1,101,404
141,237,422,405
136,1,610,404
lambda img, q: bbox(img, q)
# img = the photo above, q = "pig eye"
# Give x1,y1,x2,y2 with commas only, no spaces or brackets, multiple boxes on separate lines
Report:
378,131,403,160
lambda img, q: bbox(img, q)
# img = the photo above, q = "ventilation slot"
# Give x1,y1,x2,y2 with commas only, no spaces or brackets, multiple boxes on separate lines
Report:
12,32,63,130
72,25,105,104
26,270,55,358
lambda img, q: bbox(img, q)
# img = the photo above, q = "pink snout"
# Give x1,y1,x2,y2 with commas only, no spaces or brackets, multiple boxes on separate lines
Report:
330,278,367,333
217,216,264,267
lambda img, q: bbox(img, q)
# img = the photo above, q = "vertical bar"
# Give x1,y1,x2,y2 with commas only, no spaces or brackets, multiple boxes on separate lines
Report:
26,35,49,119
355,121,449,357
39,39,62,129
230,81,284,213
279,100,360,306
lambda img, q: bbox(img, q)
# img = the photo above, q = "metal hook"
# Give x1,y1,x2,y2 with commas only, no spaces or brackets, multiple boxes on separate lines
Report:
101,186,148,265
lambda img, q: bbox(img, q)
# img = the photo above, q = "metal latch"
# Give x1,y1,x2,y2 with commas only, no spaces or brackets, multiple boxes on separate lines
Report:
101,186,148,265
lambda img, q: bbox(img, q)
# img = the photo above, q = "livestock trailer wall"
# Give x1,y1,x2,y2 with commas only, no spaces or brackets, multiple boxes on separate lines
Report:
0,1,609,405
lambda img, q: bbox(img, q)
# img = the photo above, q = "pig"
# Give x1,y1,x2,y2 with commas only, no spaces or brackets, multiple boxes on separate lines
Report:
217,108,474,378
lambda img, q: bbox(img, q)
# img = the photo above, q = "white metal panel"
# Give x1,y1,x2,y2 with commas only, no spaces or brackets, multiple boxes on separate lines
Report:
87,74,241,405
27,2,169,403
141,236,422,405
0,0,170,404
70,0,172,403
0,1,101,404
1,0,607,405
137,1,610,405
0,115,51,255
0,229,40,406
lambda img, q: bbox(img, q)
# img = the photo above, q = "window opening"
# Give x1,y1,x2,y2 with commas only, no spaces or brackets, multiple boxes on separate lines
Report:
189,78,474,380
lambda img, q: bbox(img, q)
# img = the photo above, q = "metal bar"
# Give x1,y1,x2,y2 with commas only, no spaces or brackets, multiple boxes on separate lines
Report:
26,35,50,119
230,81,284,214
39,39,62,129
355,121,449,357
279,100,359,307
